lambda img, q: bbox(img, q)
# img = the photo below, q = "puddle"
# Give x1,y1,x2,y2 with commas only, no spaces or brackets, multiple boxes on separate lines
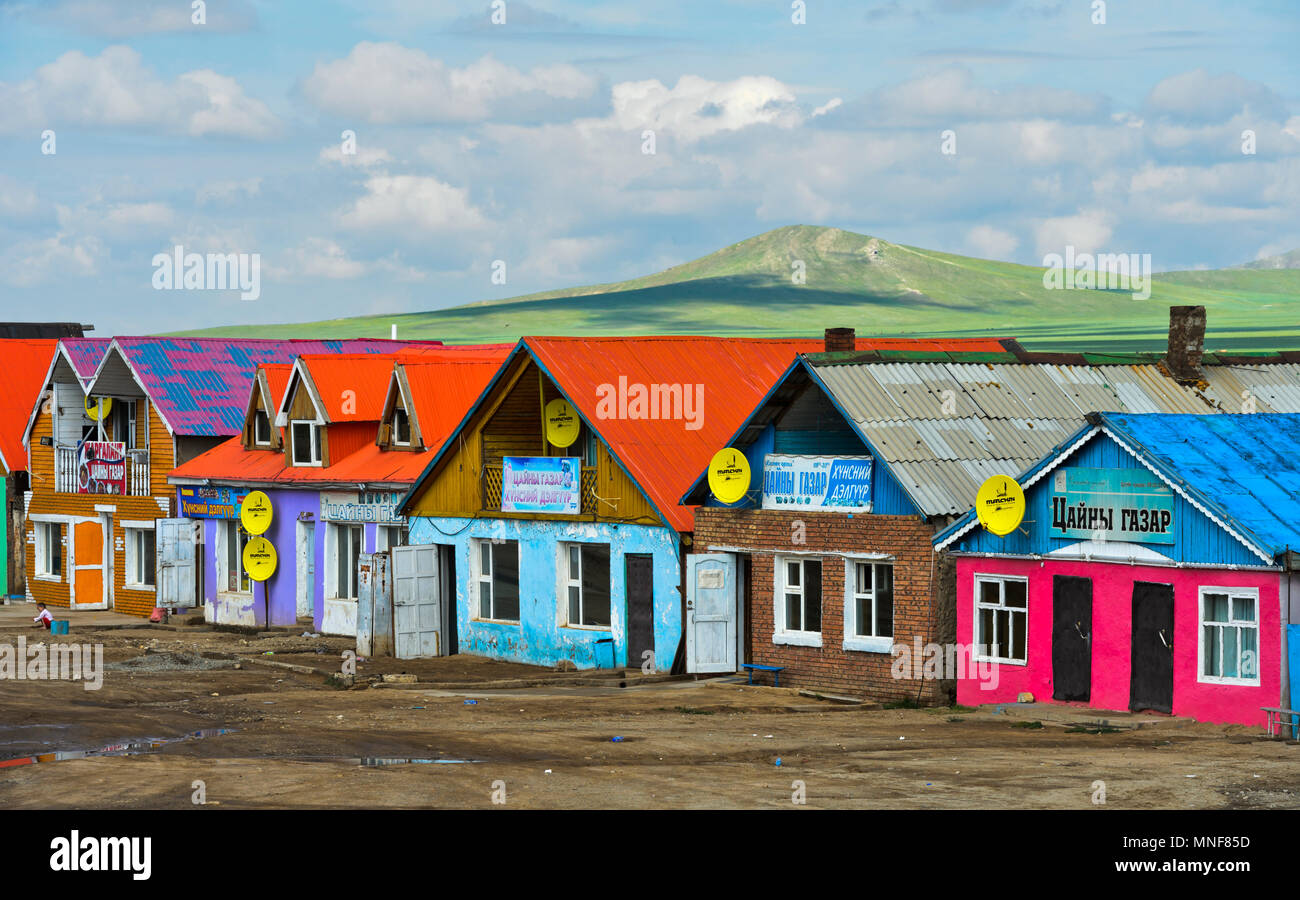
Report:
0,728,236,768
355,758,481,766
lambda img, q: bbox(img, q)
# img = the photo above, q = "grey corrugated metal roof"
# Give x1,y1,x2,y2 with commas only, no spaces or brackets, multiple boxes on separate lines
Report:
808,359,1300,518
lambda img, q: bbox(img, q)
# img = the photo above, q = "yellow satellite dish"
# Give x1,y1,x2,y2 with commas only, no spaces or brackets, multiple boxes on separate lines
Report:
84,396,112,420
242,536,278,582
240,490,273,536
544,398,580,448
975,475,1026,537
707,448,751,505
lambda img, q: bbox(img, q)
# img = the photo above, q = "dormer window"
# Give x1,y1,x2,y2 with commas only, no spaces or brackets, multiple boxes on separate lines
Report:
392,408,411,446
253,409,271,446
291,420,322,466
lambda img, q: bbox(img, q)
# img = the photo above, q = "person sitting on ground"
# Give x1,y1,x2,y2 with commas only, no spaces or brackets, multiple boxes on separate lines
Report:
32,602,53,630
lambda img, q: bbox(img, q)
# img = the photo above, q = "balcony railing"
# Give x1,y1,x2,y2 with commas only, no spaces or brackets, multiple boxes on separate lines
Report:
55,444,151,496
482,462,598,515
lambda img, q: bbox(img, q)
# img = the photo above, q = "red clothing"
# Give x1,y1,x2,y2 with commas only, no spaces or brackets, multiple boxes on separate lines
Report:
34,609,52,629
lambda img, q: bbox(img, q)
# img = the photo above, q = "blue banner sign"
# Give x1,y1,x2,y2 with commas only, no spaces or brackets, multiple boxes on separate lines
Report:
1050,467,1175,544
502,457,581,514
177,485,249,519
761,455,873,512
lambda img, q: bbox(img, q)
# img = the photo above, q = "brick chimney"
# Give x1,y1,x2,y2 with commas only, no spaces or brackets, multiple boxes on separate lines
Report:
824,327,856,352
1166,305,1206,381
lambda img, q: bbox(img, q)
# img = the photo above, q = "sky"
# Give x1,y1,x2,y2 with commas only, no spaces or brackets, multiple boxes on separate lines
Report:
0,0,1296,335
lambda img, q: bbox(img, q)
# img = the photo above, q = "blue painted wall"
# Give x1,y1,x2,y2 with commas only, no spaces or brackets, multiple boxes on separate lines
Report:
704,420,921,516
950,430,1264,566
408,515,681,671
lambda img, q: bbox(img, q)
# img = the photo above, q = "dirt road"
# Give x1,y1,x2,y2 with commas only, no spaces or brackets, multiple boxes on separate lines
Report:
3,623,1299,809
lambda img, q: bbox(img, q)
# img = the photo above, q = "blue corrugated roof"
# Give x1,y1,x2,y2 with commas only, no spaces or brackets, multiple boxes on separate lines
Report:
1101,413,1300,561
936,412,1300,562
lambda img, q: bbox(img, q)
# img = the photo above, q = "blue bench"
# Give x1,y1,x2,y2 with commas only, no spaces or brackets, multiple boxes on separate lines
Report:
742,663,786,687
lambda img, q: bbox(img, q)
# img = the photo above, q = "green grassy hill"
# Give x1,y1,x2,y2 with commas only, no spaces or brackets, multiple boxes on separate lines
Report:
174,225,1300,352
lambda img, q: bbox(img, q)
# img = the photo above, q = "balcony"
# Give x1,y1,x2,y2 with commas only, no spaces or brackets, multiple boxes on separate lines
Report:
55,444,151,497
482,462,598,515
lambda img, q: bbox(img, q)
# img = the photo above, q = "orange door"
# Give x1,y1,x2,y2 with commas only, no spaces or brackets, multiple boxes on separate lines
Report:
73,520,104,607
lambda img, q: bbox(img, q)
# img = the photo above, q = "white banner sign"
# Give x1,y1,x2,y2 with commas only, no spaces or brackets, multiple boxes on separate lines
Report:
761,454,873,512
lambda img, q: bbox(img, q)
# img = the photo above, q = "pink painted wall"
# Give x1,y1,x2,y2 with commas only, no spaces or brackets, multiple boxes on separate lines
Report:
955,556,1282,727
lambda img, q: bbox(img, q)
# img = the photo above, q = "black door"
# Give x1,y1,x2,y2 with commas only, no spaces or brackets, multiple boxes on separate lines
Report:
1129,581,1175,714
625,554,655,672
1051,575,1092,702
440,545,458,655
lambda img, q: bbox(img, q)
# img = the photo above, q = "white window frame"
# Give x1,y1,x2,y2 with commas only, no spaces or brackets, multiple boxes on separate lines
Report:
473,538,520,623
391,407,411,446
290,419,322,466
253,409,272,446
124,524,156,589
376,524,408,552
773,555,823,647
558,542,612,630
844,558,894,653
327,522,364,601
1197,586,1261,686
34,521,65,581
218,519,252,596
973,574,1028,665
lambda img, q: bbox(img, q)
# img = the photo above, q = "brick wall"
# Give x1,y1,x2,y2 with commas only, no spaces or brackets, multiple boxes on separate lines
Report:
693,507,950,705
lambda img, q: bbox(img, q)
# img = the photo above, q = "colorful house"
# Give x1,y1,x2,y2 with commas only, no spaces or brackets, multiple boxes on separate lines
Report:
934,412,1300,727
167,346,511,632
679,316,1300,701
22,336,428,617
0,339,60,596
394,334,1003,672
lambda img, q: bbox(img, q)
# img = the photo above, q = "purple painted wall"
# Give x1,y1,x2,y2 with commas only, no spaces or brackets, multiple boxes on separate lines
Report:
185,486,386,631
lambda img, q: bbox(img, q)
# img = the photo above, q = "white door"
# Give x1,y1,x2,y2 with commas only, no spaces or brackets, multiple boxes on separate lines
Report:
296,520,315,619
686,553,737,673
155,518,197,608
393,544,440,658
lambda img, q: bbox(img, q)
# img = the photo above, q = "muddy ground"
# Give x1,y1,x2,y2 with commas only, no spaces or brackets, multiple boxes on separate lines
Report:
3,623,1300,810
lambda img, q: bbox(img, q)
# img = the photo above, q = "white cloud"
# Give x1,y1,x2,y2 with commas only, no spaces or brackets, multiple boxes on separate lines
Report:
25,0,256,36
271,238,368,280
966,225,1019,259
319,143,392,168
196,178,262,206
0,233,101,286
1034,210,1114,258
0,176,39,217
303,44,598,124
601,74,800,143
340,175,487,233
0,46,278,138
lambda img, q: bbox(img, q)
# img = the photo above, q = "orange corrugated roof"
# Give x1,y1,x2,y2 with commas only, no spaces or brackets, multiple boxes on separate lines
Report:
522,335,1004,531
170,347,513,487
296,354,399,422
0,339,58,472
261,363,293,411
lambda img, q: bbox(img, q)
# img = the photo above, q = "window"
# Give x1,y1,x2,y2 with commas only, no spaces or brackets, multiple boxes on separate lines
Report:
220,520,251,594
125,527,156,587
392,408,411,446
476,539,520,621
845,560,893,652
332,524,363,600
583,429,599,468
1200,588,1259,684
562,543,611,627
377,525,408,551
36,523,64,579
113,400,137,449
974,575,1027,663
291,420,322,466
775,557,822,646
253,409,271,445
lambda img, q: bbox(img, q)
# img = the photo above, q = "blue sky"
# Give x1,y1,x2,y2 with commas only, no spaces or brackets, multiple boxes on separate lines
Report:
0,0,1297,334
